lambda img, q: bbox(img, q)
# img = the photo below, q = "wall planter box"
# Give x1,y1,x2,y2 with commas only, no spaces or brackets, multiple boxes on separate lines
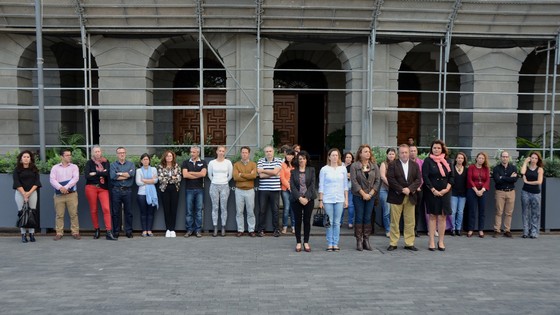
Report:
0,174,274,233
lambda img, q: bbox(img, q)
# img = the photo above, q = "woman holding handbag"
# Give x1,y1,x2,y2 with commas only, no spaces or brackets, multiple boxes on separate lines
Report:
13,150,41,243
135,153,159,237
318,148,348,252
350,144,380,251
290,150,317,252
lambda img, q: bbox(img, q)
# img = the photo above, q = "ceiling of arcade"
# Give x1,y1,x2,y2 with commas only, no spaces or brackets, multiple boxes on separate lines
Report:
0,0,558,48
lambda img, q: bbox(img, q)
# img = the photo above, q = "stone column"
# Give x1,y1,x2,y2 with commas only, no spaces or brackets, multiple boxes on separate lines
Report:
0,34,35,153
460,46,529,158
90,37,163,155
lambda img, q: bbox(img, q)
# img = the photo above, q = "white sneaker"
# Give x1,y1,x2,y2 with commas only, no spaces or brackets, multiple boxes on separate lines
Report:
165,230,170,237
170,231,176,238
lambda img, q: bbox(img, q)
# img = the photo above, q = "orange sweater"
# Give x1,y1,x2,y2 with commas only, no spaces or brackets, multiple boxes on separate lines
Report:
280,162,294,191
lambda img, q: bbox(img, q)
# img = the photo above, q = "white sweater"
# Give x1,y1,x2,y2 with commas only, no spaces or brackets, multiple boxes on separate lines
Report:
208,159,233,185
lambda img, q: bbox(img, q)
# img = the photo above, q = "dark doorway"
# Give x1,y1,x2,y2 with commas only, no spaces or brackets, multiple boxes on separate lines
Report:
298,93,326,162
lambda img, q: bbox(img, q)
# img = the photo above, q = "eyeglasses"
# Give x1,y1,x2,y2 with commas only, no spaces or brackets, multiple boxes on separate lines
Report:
117,151,126,154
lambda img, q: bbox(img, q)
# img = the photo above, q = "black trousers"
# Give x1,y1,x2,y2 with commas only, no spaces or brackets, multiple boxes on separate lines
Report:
161,185,179,231
414,189,424,232
258,190,279,232
292,200,313,243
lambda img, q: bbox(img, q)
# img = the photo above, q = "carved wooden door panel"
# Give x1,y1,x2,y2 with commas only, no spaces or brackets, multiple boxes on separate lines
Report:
397,93,420,145
274,94,298,146
173,92,226,145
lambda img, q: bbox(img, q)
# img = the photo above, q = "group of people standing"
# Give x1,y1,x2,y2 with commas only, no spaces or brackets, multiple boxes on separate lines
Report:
374,141,544,253
12,140,544,251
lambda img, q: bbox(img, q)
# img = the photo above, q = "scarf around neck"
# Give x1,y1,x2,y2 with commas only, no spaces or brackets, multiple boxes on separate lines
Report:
429,153,450,177
92,156,107,172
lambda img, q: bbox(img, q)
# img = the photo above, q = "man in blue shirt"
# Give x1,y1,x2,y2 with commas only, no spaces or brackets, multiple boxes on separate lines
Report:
110,147,135,238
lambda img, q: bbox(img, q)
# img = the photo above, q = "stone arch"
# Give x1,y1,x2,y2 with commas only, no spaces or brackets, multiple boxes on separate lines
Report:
397,43,465,148
272,42,346,159
150,35,227,150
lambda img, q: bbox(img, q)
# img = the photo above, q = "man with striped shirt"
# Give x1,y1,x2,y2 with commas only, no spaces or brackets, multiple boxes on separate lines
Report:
257,145,282,237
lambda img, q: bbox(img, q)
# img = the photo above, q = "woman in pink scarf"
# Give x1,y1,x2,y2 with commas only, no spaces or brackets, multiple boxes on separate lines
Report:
422,140,454,251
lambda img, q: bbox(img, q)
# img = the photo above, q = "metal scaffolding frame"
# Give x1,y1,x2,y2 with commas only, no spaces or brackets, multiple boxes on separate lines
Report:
0,1,559,159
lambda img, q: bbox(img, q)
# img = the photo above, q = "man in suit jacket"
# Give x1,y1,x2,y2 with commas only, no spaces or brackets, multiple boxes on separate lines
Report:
386,144,422,251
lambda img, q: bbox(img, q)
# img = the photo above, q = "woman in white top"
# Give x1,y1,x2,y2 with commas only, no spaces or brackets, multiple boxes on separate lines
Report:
318,148,348,251
135,153,158,237
208,145,233,237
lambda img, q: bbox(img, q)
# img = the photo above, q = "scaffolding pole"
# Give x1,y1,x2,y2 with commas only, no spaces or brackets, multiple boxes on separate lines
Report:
196,0,205,158
550,33,559,159
35,0,46,161
74,0,90,159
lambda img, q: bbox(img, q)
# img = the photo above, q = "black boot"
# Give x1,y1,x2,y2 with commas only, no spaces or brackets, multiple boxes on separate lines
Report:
29,233,36,242
213,226,218,237
93,228,101,239
354,224,363,251
21,234,28,243
106,230,117,241
363,224,373,251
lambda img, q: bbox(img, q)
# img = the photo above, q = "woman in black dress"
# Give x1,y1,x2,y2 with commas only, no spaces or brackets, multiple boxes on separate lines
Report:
423,140,454,251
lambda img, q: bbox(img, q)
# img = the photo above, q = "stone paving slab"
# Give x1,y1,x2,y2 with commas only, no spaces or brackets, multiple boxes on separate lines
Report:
0,231,559,315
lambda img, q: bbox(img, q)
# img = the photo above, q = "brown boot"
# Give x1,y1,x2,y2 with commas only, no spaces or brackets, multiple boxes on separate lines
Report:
354,224,363,251
363,224,373,251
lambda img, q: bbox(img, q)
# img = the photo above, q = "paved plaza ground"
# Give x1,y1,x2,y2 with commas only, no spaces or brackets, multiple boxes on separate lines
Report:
0,227,559,315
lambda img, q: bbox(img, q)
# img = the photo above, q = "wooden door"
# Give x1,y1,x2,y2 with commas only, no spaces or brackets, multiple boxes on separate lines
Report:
173,91,226,145
397,93,420,145
274,94,298,146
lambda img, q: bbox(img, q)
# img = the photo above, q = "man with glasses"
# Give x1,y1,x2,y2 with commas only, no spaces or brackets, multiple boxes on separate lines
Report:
110,147,135,238
492,151,518,238
50,149,80,240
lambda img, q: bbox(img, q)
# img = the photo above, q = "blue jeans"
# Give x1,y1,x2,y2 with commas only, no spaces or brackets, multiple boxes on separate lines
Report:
281,190,295,228
342,188,355,225
324,202,343,247
185,189,204,232
353,194,374,225
467,189,486,231
137,194,156,231
111,187,133,234
450,195,466,231
521,190,541,237
379,187,390,233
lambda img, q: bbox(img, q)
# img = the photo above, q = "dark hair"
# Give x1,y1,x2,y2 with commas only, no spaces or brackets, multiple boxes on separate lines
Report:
297,150,311,165
284,149,295,167
240,146,251,153
356,144,376,164
454,152,468,167
59,148,71,156
529,151,544,168
429,139,449,156
16,150,38,173
344,152,354,163
160,150,176,168
139,153,151,167
385,147,397,163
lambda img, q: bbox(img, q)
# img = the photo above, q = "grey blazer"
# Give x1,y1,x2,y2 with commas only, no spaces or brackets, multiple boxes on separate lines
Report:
349,161,380,197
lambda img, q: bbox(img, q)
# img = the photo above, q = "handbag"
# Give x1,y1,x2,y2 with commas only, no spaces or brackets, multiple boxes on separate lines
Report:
312,207,330,228
17,202,38,229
